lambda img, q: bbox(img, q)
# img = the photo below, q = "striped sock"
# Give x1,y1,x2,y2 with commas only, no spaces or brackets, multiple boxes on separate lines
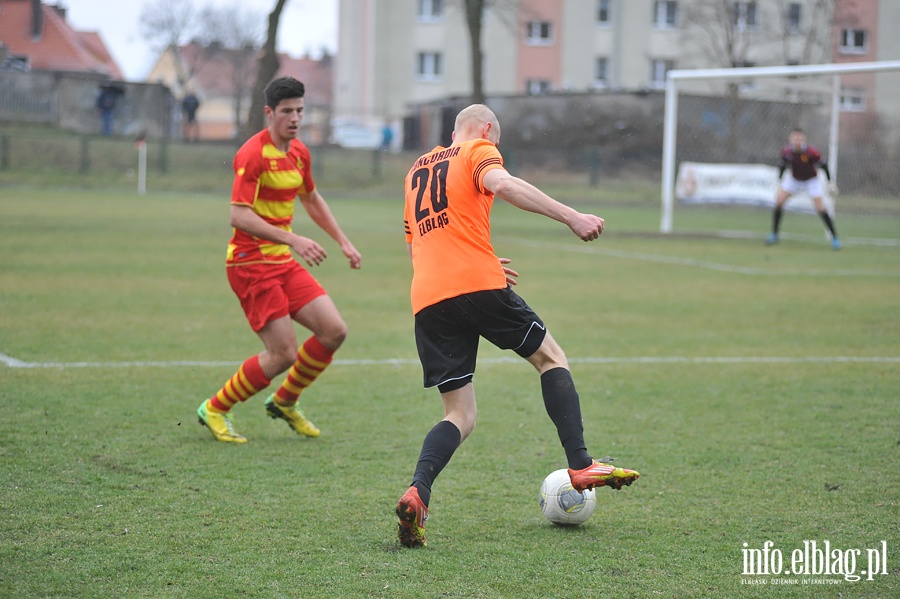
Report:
274,336,335,406
207,355,271,413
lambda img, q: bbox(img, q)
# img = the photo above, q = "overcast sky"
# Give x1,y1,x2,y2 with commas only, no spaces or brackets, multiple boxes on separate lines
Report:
63,0,338,80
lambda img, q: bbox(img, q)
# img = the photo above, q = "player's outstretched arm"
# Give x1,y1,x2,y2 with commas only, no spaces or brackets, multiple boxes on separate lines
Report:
482,169,605,242
298,189,362,269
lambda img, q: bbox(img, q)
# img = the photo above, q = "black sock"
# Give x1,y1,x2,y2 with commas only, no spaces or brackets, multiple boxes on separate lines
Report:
818,210,837,238
772,205,784,234
541,367,591,470
411,420,461,506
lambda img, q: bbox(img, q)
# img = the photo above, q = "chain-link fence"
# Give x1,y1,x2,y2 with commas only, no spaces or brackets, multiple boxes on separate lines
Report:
0,127,416,196
674,73,900,215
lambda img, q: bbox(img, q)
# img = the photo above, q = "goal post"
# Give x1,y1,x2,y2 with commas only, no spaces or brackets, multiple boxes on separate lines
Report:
660,60,900,234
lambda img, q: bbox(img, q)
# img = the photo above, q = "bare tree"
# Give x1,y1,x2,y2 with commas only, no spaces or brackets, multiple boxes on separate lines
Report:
680,0,839,153
679,1,749,153
775,0,835,65
139,0,196,88
463,0,486,104
241,0,289,141
681,1,755,69
682,0,855,152
459,0,518,105
196,4,265,134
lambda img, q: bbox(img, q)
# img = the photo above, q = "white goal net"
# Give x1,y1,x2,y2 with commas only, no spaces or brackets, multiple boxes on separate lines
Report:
661,61,900,240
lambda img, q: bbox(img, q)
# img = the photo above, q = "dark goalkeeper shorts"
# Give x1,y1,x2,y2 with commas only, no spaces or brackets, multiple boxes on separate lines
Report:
414,286,547,393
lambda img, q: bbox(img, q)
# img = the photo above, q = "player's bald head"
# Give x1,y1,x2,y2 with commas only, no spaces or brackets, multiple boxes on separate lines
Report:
454,104,501,144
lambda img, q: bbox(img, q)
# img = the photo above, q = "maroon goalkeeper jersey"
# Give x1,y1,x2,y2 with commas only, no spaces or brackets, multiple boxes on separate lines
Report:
780,144,823,181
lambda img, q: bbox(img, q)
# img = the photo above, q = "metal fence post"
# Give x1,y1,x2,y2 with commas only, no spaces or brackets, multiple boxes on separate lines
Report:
158,137,169,174
79,135,90,174
372,148,382,180
313,145,323,178
0,134,9,170
588,148,600,187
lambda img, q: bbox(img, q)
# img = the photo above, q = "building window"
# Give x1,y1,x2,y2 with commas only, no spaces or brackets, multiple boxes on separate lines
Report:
595,57,609,87
650,59,674,89
733,2,758,31
786,3,802,34
526,79,552,95
839,29,868,54
416,52,443,81
653,1,678,28
597,0,611,24
839,88,866,112
3,54,30,71
417,0,443,22
525,21,553,45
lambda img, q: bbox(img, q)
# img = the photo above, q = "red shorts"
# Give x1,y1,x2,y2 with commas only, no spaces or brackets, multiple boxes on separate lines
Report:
227,261,327,332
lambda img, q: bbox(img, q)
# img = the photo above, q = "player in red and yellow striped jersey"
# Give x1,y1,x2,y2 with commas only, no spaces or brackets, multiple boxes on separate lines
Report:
197,77,361,443
395,104,639,548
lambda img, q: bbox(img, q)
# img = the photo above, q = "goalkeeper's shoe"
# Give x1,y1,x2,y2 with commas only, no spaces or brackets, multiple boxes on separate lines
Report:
197,402,247,444
765,233,779,245
264,395,321,437
568,457,640,492
396,486,428,548
831,237,842,250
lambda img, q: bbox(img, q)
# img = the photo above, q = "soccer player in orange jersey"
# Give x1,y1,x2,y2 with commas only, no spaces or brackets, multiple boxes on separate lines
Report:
395,104,640,548
197,77,361,443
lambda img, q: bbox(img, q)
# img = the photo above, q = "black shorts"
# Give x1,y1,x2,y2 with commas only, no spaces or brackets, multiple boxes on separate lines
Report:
414,286,546,392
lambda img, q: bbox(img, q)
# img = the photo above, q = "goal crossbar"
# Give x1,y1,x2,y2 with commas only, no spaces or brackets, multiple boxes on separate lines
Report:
661,60,900,233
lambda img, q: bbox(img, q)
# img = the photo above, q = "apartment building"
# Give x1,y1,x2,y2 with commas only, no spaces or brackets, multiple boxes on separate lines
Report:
335,1,855,119
831,0,900,133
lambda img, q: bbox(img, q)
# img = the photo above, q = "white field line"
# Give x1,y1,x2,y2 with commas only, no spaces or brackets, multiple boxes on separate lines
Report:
714,229,900,247
2,352,897,370
506,239,900,277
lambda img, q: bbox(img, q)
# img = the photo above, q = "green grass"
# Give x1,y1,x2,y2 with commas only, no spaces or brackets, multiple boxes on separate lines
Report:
1,188,898,598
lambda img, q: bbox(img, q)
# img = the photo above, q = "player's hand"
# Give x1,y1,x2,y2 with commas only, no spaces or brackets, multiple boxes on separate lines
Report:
499,257,518,286
341,240,362,269
290,235,327,267
568,212,605,242
828,183,839,196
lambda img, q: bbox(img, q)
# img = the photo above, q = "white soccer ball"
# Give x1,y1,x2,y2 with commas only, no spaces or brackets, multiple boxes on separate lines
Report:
539,468,596,526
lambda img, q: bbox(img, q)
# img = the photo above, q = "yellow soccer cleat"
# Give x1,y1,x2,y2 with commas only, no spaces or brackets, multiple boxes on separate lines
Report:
197,402,247,443
396,486,428,548
568,457,639,492
264,395,321,437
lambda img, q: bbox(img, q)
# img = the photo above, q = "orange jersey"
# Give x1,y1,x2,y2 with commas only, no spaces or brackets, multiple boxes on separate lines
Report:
226,128,315,266
403,138,507,313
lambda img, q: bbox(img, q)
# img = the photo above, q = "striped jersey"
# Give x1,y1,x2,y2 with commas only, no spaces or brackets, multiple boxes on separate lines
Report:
226,128,315,266
403,138,508,314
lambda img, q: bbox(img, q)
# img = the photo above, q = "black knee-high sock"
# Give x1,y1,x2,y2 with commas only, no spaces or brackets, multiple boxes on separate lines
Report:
772,205,784,234
818,210,837,238
411,420,461,506
541,367,591,470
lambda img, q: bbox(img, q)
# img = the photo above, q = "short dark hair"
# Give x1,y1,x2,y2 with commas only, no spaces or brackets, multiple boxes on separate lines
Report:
791,127,805,135
264,77,305,109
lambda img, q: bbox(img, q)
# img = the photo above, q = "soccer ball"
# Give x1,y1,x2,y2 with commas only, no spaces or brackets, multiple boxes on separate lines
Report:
539,468,596,526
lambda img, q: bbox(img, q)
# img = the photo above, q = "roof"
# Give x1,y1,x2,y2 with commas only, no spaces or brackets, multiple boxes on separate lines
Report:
168,42,332,106
276,53,332,107
0,0,122,78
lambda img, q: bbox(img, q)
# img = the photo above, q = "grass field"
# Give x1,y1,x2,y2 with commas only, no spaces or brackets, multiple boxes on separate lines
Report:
1,185,898,598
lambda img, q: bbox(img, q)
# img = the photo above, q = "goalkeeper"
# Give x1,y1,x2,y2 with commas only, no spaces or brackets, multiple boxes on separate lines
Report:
766,128,841,249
